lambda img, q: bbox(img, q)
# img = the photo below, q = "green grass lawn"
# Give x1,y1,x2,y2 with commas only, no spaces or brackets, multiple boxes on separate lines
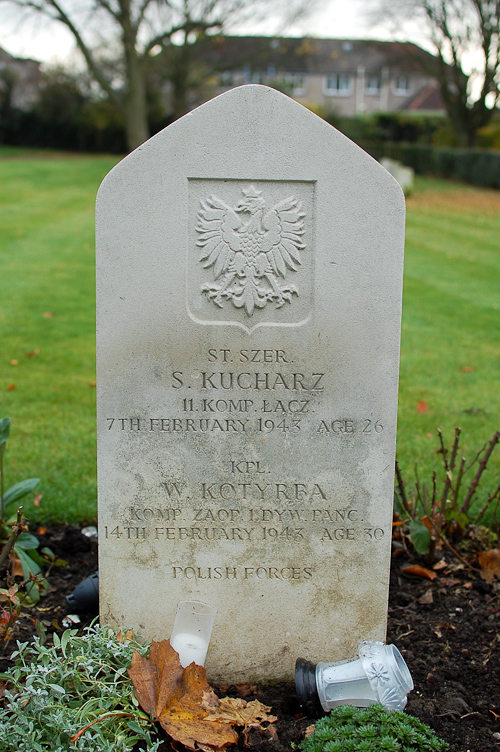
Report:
0,149,499,523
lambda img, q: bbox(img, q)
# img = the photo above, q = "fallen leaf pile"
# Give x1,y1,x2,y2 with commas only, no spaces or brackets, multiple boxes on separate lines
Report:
128,639,277,751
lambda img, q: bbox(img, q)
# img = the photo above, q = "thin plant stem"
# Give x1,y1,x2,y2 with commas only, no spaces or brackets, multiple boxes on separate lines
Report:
461,431,500,515
438,427,456,510
395,461,413,519
453,456,466,506
70,711,136,742
473,481,500,525
0,446,4,524
0,507,24,571
486,494,500,543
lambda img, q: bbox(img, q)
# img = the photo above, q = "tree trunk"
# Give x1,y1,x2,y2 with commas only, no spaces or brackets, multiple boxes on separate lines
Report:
120,0,150,151
123,52,150,151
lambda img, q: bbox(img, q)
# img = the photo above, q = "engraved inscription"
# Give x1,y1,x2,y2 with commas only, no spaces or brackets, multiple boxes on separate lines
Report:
197,185,305,316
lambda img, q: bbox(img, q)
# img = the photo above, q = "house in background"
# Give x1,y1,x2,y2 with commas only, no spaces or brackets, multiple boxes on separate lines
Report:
0,47,41,111
195,37,445,118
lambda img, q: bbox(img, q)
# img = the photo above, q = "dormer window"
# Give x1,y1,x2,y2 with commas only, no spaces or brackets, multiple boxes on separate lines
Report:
365,74,381,94
285,73,306,95
393,75,412,95
324,74,352,96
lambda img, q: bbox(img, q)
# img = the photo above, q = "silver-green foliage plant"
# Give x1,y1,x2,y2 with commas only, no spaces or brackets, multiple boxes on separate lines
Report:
300,704,448,752
0,623,162,752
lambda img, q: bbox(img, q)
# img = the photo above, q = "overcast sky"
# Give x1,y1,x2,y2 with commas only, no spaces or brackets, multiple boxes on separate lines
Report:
0,0,422,64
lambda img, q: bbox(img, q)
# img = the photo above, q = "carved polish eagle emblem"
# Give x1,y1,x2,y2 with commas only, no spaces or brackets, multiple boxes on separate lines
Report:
196,185,306,317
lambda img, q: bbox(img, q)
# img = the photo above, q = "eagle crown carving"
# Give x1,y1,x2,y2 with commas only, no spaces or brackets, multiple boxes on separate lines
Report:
196,184,306,317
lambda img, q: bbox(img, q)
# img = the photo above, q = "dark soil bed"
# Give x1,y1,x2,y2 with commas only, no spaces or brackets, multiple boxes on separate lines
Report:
1,525,499,751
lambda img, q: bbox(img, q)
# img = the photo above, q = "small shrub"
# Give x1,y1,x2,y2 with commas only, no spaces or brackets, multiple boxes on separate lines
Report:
300,704,448,752
0,623,161,752
395,428,500,563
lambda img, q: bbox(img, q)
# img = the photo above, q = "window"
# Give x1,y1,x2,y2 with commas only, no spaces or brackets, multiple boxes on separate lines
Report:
324,74,352,96
365,74,381,94
284,73,306,95
393,75,412,95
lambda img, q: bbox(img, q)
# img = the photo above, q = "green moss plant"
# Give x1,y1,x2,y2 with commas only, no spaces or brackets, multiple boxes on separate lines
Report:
300,704,448,752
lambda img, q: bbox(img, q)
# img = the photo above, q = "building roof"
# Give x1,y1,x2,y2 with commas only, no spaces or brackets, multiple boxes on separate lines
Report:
405,83,445,112
196,36,438,76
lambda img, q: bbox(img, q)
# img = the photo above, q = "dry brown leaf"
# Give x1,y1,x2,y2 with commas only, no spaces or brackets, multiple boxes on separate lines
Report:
305,725,315,738
6,384,16,392
33,494,43,508
160,664,237,751
432,560,448,571
203,696,277,727
461,366,474,372
24,349,40,358
242,723,278,746
10,553,23,577
9,360,18,366
36,526,47,535
42,312,54,318
128,639,184,718
416,400,429,413
129,640,238,751
88,381,97,387
233,682,258,698
441,578,461,587
116,629,134,643
418,589,434,605
478,549,500,583
401,564,437,581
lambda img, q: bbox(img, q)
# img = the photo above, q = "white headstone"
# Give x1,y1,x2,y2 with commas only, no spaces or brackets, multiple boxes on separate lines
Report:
96,85,405,681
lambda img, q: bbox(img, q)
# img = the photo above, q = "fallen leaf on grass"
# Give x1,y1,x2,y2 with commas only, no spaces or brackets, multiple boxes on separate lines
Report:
478,549,500,583
42,312,54,318
33,494,43,507
6,384,16,392
461,366,474,372
129,639,238,751
416,400,429,413
88,381,96,387
24,349,40,359
401,564,437,580
9,360,18,366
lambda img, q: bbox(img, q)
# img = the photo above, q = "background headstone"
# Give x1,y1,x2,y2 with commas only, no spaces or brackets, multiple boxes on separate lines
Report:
96,85,405,681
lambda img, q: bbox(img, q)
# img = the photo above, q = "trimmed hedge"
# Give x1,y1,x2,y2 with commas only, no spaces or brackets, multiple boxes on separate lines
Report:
361,142,500,189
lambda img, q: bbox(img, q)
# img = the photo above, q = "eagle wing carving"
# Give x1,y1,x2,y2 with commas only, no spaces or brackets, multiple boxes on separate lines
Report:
196,195,241,280
261,196,306,278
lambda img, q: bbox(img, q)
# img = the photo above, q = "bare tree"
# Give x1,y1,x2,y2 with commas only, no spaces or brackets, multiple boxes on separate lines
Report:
2,0,313,150
376,0,500,146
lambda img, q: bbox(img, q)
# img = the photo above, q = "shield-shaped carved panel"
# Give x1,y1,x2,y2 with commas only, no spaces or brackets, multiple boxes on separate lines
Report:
187,178,315,333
